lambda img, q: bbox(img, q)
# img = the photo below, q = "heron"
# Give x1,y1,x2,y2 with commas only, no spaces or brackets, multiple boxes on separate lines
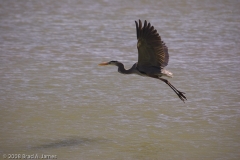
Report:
99,20,187,102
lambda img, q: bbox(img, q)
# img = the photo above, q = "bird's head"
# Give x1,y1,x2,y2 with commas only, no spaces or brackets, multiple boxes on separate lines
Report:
98,61,119,66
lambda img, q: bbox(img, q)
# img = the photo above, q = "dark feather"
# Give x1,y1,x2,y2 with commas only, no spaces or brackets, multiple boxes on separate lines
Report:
135,20,169,68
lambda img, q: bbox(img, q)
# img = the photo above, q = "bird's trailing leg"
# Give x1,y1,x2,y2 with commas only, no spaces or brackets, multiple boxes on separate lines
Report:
158,77,187,102
148,75,187,102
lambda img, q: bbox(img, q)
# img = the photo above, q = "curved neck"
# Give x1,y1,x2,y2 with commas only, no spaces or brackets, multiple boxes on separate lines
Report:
116,62,136,74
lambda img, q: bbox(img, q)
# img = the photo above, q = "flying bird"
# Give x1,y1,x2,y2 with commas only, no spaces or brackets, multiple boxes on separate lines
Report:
99,20,187,102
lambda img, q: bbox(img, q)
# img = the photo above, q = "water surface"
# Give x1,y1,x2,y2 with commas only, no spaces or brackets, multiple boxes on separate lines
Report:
1,0,240,159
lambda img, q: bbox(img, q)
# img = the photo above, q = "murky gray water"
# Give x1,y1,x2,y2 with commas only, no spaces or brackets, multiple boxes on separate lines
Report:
1,0,240,159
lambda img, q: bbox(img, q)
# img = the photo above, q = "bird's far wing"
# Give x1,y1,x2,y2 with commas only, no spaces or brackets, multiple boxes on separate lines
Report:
135,20,169,68
162,41,169,67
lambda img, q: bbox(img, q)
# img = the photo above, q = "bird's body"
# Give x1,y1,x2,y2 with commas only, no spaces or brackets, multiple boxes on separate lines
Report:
114,61,172,78
99,20,187,102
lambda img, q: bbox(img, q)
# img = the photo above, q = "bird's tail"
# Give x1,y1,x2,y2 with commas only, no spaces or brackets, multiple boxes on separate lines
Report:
161,69,173,78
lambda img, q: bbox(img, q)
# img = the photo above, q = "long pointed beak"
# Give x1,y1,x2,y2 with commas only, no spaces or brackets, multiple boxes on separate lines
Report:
98,62,109,66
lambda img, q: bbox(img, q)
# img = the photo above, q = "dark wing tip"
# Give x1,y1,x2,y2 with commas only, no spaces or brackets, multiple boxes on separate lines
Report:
135,21,139,39
136,19,150,39
139,19,142,30
144,20,147,28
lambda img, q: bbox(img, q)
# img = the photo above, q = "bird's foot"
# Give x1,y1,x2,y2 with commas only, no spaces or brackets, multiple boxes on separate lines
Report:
177,90,187,103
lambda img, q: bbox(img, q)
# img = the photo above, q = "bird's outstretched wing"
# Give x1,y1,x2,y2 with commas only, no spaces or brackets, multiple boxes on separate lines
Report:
135,20,169,68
